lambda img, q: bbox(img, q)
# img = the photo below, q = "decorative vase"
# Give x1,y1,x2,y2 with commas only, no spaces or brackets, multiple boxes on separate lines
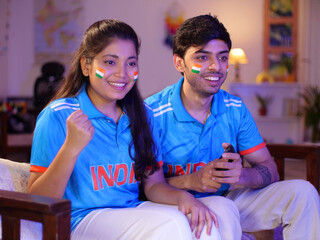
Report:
259,108,267,116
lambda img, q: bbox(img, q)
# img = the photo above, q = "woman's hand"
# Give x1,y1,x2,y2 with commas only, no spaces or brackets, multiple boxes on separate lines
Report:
27,110,95,198
64,109,95,154
144,167,219,239
178,192,219,239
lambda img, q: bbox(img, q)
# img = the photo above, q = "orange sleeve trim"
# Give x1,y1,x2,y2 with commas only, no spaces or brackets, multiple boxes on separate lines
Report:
146,160,163,170
30,165,48,173
157,160,164,168
239,142,266,156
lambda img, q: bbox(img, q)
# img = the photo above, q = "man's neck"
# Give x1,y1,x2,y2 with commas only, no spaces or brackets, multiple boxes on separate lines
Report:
180,81,213,124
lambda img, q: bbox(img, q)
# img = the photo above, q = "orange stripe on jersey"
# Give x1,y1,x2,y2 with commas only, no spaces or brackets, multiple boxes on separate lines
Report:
146,160,164,170
157,160,164,168
239,142,266,155
30,165,47,173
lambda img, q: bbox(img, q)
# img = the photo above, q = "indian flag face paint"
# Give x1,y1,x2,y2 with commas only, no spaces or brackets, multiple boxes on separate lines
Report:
191,64,201,74
226,65,229,73
95,67,105,79
134,71,138,82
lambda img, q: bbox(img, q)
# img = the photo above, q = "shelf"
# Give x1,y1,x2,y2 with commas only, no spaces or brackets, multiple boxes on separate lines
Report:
254,116,301,122
230,82,301,89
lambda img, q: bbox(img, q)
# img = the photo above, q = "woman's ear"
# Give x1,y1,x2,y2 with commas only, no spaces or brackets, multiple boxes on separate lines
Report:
173,54,185,73
80,56,89,76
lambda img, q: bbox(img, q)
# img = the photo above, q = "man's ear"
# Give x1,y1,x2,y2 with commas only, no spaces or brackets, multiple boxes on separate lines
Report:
80,56,89,76
173,54,185,73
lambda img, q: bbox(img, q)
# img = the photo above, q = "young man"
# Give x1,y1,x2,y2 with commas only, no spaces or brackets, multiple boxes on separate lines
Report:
146,14,320,239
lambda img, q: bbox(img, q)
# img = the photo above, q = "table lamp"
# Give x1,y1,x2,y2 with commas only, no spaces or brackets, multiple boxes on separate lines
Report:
228,48,248,82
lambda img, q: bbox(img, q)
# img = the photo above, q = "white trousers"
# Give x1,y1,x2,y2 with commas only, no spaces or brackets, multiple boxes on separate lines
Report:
226,179,320,240
8,180,318,240
71,199,230,240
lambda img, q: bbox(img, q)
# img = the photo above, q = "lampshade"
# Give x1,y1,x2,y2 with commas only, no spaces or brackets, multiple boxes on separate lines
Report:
228,48,248,82
228,48,248,64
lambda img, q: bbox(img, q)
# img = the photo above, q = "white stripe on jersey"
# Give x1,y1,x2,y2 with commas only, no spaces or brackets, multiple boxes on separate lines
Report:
51,102,80,111
224,98,242,104
52,106,80,111
154,107,173,117
226,102,242,107
224,98,242,107
152,103,172,112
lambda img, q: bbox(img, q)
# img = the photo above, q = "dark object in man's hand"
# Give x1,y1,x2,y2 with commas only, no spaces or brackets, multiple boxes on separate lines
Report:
216,144,235,171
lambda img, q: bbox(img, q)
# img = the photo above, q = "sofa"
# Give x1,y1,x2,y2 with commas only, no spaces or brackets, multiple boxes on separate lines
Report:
1,143,319,239
0,158,70,240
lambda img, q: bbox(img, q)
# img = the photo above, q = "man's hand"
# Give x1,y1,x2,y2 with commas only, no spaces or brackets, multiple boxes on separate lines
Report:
211,143,242,186
167,162,222,193
186,162,222,193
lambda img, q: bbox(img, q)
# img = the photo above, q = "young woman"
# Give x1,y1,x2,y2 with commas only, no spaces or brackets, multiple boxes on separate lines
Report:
27,19,220,239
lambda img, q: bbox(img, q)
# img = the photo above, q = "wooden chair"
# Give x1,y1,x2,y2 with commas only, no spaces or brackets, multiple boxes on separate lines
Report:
0,112,34,160
0,190,71,240
266,143,320,193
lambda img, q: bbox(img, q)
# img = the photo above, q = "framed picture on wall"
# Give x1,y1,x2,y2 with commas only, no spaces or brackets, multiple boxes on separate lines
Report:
34,0,84,66
264,0,297,82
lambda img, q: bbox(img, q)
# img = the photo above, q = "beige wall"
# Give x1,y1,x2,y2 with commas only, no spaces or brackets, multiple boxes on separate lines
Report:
0,0,318,99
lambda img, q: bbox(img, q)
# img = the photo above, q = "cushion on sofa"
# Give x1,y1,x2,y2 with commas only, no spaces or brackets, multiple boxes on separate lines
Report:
0,158,42,240
0,158,30,192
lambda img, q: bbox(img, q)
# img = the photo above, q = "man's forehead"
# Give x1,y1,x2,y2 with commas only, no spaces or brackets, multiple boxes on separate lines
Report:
189,40,229,55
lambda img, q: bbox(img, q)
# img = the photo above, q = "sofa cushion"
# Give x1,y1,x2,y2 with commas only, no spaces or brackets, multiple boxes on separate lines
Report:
0,158,42,240
0,158,30,193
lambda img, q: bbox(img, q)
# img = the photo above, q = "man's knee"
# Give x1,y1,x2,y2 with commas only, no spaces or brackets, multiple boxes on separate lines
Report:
282,179,318,198
199,195,239,217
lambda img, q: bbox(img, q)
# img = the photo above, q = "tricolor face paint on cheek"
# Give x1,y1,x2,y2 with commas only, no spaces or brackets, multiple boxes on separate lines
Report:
95,67,106,79
134,71,138,82
191,64,201,74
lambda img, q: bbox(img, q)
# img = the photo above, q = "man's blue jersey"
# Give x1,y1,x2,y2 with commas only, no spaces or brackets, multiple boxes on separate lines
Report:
145,77,265,197
30,86,162,231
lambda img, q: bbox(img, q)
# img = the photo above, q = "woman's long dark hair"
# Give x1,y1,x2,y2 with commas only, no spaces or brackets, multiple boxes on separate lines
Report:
52,19,159,180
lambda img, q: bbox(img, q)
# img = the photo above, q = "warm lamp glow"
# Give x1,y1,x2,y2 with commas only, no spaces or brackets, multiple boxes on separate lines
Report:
229,48,248,64
229,48,248,82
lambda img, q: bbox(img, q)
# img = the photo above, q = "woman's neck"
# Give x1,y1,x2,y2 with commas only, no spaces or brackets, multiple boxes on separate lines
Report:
87,88,123,123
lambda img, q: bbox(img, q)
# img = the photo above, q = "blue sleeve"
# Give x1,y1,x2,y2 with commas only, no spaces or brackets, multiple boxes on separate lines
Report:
237,103,265,154
30,107,67,168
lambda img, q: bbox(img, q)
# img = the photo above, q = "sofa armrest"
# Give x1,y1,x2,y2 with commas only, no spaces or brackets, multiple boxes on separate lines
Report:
0,189,71,240
266,143,320,193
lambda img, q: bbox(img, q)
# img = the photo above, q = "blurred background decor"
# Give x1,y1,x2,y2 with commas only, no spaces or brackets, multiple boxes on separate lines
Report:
164,1,184,48
33,61,65,109
298,85,320,143
228,48,248,82
255,93,273,116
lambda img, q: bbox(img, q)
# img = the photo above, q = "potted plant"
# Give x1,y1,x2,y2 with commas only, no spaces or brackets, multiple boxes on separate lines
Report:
281,55,296,82
255,94,273,116
298,85,320,143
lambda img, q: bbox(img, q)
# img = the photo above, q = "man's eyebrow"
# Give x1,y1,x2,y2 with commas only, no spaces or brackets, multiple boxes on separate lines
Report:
194,49,229,55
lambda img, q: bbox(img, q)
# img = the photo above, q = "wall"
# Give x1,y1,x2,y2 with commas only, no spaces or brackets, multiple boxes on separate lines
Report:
1,0,263,98
0,0,9,99
1,0,318,99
